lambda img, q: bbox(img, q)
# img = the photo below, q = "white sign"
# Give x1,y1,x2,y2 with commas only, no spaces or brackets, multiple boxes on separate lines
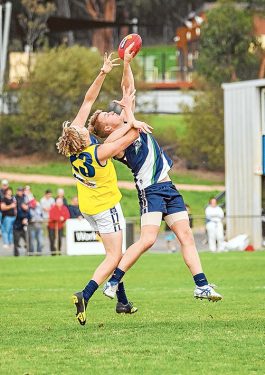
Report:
66,218,126,255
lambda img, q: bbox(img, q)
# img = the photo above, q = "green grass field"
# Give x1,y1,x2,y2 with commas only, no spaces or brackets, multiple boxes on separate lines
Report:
0,252,264,374
0,161,224,186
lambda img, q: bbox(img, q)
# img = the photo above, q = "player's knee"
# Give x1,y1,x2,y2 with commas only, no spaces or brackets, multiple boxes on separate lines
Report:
177,227,194,246
106,251,122,265
140,235,156,251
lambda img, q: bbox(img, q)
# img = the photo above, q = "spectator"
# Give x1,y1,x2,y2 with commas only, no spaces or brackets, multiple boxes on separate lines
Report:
0,179,9,234
68,196,83,219
15,186,28,212
40,189,55,221
24,185,34,204
48,197,70,255
205,197,225,252
56,188,68,206
28,198,44,255
13,187,30,256
1,187,16,249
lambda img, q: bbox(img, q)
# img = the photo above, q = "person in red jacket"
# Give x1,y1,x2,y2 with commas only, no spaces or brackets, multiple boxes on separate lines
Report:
48,197,70,255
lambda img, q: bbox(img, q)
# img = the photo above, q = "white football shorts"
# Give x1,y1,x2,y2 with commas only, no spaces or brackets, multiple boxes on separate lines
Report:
82,203,125,234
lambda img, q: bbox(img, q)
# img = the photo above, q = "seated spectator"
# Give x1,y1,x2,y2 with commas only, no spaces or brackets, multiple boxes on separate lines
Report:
68,196,83,219
28,198,44,255
56,188,68,206
40,189,55,222
1,187,16,249
48,197,70,255
13,187,30,256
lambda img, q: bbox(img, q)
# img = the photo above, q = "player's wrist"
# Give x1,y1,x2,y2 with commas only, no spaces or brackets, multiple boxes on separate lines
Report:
100,68,107,74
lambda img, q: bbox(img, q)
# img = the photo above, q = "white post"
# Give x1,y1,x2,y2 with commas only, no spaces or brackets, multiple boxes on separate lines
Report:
0,2,12,114
131,18,138,34
0,4,3,112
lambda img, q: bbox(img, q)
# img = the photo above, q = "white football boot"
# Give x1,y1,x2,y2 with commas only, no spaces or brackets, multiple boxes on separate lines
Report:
103,281,119,299
194,284,223,302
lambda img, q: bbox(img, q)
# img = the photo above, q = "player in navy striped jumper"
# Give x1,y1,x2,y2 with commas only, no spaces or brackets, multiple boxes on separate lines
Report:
88,45,222,302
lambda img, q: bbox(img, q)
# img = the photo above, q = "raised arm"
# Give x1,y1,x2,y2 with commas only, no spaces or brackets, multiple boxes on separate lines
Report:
121,44,135,94
120,44,136,119
71,53,120,128
104,86,152,144
97,100,152,163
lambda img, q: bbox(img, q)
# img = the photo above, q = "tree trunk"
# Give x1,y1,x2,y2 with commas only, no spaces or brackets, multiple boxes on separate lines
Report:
86,0,116,54
55,0,75,46
258,54,265,79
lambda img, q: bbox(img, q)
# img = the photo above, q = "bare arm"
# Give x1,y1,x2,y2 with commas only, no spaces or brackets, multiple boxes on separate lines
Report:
97,128,139,163
120,45,136,119
121,51,135,94
1,201,16,211
71,53,120,128
104,122,132,143
105,87,152,144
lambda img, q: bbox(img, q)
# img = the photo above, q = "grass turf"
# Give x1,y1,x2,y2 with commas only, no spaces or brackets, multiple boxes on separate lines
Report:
0,252,264,374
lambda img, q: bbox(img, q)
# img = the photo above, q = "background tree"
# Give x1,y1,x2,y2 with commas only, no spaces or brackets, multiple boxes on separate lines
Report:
0,45,140,155
181,84,224,171
18,0,56,70
180,0,262,171
196,1,260,85
86,0,116,54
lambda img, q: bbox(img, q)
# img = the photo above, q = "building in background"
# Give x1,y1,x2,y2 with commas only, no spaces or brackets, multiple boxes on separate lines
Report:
222,79,265,249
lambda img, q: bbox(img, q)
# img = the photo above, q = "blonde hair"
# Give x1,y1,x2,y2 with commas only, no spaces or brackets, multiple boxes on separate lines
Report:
56,121,89,156
88,110,109,138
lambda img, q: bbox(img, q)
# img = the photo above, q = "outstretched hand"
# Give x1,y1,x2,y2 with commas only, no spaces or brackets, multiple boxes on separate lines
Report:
132,120,153,134
124,43,135,64
113,85,136,109
101,52,120,74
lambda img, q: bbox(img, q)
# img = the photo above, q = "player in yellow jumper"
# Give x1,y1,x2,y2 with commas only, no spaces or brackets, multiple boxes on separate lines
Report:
56,52,152,326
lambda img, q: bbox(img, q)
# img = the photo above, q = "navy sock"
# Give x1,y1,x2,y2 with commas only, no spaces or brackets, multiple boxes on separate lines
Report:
116,282,128,305
193,273,208,287
82,280,98,302
108,268,125,284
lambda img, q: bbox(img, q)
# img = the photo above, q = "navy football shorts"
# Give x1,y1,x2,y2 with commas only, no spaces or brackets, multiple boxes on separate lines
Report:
138,181,186,217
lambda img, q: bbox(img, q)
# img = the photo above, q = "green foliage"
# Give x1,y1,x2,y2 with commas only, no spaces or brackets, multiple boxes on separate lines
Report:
197,2,260,85
181,88,225,171
18,0,56,51
182,1,263,171
0,114,27,154
1,253,265,374
136,113,186,158
15,46,124,154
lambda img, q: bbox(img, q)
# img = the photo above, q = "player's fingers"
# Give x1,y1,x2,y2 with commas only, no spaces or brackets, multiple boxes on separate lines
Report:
111,57,120,62
112,63,120,67
104,52,107,62
108,52,114,59
113,100,124,107
146,124,153,130
144,125,152,133
127,42,135,52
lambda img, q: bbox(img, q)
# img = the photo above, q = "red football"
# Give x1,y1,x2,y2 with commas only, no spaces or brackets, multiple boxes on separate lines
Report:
118,34,142,60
